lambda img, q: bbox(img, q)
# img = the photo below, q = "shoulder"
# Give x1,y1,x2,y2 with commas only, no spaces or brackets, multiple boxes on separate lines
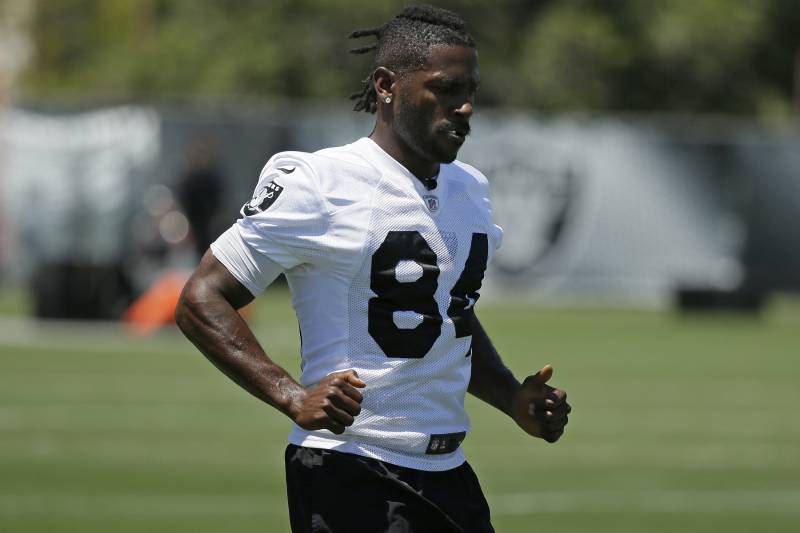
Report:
450,160,504,250
241,152,325,220
262,141,380,188
314,140,378,171
254,141,379,219
252,146,361,202
451,160,490,190
246,151,323,212
257,150,320,185
295,140,383,202
313,140,385,193
449,159,492,198
451,159,489,183
266,140,377,175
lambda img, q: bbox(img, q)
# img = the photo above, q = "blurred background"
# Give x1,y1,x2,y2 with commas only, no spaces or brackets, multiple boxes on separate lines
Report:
0,1,798,532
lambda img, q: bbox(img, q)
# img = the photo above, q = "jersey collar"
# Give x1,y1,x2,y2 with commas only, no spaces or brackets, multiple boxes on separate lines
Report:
356,137,450,216
358,137,441,190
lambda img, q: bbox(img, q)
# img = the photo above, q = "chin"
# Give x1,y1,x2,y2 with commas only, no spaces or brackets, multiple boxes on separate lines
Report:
435,145,460,164
432,134,465,164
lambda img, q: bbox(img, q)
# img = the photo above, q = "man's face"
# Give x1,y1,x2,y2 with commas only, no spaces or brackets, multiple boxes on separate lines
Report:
393,45,479,165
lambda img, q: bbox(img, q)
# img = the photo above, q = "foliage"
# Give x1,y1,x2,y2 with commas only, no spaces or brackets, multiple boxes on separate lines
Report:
12,0,800,116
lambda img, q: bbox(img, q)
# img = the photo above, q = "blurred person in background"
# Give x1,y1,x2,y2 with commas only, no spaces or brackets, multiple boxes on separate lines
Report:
175,136,226,261
175,5,570,532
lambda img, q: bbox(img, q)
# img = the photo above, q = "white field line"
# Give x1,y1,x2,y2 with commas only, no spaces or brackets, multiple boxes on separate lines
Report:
488,489,800,514
0,317,129,342
0,493,284,517
1,490,799,517
0,316,298,353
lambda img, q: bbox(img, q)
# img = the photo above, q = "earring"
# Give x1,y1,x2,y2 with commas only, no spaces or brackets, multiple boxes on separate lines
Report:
384,96,392,104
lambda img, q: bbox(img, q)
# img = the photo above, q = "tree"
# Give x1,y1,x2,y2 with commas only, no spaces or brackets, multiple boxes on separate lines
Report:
14,0,800,117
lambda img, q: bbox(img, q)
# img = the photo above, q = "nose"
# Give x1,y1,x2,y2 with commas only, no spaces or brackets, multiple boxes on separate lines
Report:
455,99,473,119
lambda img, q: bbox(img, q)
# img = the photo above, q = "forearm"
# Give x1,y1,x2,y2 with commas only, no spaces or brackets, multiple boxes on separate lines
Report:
175,282,303,418
467,313,521,417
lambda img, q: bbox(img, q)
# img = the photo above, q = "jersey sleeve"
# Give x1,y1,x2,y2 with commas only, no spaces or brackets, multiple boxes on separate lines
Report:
210,154,331,295
211,225,285,296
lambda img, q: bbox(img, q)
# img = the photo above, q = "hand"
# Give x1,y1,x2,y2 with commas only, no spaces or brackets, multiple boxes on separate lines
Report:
289,370,366,435
510,364,570,443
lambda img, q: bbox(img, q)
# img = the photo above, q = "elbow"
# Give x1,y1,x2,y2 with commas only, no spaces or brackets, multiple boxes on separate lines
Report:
174,296,189,334
174,282,199,334
174,297,188,332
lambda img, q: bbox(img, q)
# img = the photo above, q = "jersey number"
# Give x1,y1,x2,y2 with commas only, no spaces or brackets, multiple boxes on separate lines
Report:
368,231,488,358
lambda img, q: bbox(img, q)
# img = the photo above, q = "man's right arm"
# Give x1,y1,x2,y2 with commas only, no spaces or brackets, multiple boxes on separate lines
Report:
174,251,365,434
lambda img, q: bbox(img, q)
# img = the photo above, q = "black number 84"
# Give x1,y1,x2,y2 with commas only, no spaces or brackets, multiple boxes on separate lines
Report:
368,231,488,358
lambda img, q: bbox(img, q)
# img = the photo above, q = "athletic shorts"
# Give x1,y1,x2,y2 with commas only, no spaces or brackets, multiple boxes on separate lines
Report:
285,444,494,533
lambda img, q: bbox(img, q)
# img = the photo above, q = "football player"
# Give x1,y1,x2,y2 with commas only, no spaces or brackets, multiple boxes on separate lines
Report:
176,5,570,532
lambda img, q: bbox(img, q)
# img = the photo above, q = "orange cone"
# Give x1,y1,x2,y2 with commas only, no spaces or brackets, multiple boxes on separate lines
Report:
123,271,189,336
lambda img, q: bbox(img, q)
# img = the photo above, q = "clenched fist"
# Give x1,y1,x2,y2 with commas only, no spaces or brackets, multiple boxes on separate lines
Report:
511,364,570,443
289,370,366,435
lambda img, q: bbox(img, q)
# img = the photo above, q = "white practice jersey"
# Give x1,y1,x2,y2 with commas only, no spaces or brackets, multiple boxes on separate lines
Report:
211,137,502,471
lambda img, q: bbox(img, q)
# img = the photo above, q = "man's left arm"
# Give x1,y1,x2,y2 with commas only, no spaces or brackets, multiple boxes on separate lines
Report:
467,313,571,443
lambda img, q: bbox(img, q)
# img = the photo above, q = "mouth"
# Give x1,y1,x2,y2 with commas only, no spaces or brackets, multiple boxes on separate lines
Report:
446,131,465,143
444,127,469,144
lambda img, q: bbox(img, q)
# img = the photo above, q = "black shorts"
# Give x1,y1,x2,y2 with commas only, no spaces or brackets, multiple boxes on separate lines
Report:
285,444,494,533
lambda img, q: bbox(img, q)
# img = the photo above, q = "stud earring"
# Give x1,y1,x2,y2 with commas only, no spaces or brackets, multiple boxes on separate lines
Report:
384,96,392,104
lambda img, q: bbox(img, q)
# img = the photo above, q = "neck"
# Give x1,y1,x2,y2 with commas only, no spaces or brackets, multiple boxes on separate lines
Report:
369,121,439,180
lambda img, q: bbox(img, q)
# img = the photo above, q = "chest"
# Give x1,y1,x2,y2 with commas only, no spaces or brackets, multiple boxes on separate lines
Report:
362,177,490,283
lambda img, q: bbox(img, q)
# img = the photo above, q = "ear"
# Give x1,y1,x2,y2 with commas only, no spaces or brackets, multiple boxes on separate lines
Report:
372,67,396,101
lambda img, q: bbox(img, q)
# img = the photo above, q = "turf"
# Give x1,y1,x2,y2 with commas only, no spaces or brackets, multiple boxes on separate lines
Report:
1,289,798,532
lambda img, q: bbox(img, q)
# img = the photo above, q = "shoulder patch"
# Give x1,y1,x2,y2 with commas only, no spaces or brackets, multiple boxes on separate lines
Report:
240,175,284,216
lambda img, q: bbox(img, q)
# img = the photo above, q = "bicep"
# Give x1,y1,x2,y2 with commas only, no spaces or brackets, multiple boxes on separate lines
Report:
183,251,256,311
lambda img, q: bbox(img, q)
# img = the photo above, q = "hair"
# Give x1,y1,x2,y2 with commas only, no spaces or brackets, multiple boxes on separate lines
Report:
348,5,475,113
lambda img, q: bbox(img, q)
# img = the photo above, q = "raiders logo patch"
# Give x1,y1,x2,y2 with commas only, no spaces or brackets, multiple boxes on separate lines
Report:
241,179,284,216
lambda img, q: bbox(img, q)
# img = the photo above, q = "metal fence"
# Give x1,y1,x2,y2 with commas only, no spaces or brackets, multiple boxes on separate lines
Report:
1,104,798,316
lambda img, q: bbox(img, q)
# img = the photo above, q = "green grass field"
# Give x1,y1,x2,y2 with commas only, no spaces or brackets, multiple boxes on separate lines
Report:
1,288,799,532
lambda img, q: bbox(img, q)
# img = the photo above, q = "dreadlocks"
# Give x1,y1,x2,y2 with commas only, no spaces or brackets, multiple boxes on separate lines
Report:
348,5,475,113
